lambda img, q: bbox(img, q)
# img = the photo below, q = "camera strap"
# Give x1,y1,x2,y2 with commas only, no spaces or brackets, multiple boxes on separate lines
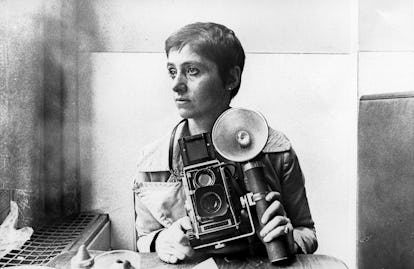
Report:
168,118,187,174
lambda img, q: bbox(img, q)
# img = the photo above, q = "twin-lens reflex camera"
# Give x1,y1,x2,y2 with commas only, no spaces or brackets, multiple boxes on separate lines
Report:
178,108,290,262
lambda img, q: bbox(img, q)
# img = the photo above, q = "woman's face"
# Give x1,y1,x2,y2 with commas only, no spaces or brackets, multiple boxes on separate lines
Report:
167,45,230,121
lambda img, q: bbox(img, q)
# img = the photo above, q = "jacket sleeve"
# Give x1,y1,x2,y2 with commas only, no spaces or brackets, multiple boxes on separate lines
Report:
133,171,164,252
280,149,318,254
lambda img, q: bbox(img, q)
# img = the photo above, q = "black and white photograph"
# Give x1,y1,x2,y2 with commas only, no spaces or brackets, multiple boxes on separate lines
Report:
1,1,413,268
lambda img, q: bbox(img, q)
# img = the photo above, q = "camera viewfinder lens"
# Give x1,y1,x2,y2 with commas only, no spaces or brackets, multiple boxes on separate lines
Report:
195,169,215,187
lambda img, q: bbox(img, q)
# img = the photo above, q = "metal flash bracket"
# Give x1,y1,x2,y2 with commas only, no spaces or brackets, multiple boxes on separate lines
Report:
240,192,255,207
240,192,268,208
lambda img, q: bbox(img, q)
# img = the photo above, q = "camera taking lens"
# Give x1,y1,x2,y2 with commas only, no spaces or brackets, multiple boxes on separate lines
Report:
195,185,227,218
200,192,221,214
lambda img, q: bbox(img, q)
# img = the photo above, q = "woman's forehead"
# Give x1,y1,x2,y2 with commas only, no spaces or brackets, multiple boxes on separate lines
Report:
167,45,216,68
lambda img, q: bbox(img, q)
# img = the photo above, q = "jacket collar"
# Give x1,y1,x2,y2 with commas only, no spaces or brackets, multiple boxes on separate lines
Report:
137,122,291,172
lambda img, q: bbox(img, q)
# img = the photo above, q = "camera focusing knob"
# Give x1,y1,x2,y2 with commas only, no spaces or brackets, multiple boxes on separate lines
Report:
187,230,195,240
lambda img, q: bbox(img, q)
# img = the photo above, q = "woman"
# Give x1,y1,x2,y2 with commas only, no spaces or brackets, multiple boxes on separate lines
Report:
133,22,317,264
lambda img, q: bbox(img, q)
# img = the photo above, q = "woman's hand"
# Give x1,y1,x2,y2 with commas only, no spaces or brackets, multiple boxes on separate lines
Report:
155,216,194,264
259,191,298,254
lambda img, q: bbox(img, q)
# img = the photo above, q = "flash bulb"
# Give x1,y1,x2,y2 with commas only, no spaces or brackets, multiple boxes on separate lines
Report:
236,130,251,148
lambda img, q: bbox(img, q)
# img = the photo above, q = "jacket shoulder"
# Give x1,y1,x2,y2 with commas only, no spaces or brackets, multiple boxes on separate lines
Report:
263,127,292,153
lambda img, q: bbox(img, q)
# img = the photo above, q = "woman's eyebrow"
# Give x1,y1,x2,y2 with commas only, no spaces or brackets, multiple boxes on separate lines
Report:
167,61,205,67
183,61,210,71
182,60,202,65
167,61,210,71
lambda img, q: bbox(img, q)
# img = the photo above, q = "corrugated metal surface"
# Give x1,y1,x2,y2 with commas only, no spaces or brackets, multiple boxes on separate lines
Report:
0,213,108,267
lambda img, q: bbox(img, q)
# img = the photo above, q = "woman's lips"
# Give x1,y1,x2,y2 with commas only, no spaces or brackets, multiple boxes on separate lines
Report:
175,98,190,104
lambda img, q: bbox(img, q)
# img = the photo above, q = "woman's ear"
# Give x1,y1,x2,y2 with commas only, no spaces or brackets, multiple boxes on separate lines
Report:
225,66,241,92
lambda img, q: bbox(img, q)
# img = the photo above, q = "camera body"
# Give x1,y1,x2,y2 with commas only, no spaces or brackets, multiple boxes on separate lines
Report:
178,133,255,250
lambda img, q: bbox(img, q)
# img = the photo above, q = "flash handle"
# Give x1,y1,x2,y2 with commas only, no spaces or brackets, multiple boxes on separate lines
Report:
243,161,290,263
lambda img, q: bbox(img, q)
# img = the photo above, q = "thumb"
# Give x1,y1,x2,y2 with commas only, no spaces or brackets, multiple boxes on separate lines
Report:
177,216,192,231
285,223,296,253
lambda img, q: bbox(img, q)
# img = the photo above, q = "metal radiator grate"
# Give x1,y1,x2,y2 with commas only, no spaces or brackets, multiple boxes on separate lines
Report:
0,213,104,267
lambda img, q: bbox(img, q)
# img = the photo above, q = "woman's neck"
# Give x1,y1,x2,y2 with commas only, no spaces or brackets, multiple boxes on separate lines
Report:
187,106,230,135
187,119,214,135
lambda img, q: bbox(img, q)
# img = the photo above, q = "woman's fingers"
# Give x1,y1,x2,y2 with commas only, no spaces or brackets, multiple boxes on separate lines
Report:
171,243,194,260
157,245,176,263
284,223,297,253
260,216,290,241
173,241,194,258
168,231,194,259
168,255,178,264
157,242,193,263
159,253,179,264
263,225,286,243
156,217,195,264
261,199,285,224
265,191,281,202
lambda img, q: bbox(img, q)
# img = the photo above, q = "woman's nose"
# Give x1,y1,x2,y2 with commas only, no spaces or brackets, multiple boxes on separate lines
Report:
172,73,187,93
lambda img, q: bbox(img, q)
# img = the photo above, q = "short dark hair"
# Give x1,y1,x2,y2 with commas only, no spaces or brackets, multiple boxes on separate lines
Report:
165,22,245,99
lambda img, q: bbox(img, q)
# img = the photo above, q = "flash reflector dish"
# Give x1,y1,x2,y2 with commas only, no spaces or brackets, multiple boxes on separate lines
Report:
212,108,268,162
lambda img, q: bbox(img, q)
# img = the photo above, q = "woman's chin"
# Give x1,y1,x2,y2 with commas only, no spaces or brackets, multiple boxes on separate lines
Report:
177,108,196,119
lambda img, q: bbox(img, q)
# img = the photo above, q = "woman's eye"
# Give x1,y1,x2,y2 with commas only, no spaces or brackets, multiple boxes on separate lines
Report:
168,68,177,78
186,67,199,76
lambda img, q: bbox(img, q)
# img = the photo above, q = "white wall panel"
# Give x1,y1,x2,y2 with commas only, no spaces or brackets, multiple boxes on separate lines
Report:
88,0,353,53
360,0,414,51
359,52,414,96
